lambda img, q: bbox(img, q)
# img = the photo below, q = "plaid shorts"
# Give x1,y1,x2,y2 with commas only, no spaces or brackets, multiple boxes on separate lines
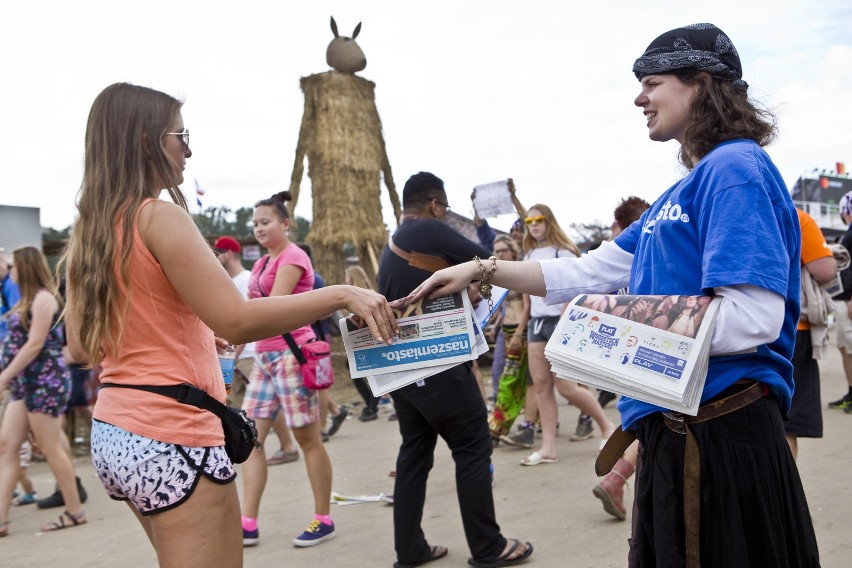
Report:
242,350,318,428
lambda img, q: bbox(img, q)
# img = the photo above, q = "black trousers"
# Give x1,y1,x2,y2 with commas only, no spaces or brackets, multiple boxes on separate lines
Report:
786,330,823,437
353,377,379,413
390,363,505,564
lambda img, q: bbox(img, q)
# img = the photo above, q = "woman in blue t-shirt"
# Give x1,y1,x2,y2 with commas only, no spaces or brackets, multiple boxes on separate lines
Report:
402,23,818,568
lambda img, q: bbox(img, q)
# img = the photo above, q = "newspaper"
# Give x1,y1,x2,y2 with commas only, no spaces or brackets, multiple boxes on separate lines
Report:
544,294,720,415
363,310,489,396
331,491,394,506
472,285,509,329
340,292,487,395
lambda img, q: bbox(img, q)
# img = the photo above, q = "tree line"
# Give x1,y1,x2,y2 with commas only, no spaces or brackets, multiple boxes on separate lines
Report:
41,206,312,245
42,209,609,253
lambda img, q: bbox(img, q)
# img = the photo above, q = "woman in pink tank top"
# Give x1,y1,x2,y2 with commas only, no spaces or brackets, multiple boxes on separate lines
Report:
239,191,338,548
60,83,397,568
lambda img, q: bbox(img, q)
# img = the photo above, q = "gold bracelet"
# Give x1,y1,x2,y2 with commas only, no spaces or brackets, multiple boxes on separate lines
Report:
474,255,498,315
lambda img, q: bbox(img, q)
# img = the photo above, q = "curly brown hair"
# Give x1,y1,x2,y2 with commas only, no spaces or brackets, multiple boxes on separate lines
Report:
613,196,651,232
676,71,777,170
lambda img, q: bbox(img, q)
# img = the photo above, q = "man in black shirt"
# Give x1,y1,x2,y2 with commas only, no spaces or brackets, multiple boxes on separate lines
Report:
377,172,532,567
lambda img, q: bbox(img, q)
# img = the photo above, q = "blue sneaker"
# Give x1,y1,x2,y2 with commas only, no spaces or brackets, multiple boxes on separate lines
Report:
243,526,259,547
12,491,38,506
293,519,336,547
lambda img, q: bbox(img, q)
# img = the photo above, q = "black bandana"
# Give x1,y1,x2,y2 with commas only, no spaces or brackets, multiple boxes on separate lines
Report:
632,23,748,89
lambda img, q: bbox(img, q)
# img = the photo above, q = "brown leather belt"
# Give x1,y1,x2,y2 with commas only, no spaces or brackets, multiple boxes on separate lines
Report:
596,425,636,477
388,237,450,273
595,381,765,568
663,381,765,568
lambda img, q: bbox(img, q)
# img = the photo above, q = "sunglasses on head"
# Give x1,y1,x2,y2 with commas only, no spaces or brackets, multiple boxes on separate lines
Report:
524,215,546,225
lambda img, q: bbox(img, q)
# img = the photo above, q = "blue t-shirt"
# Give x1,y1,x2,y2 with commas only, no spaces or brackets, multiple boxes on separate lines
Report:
0,275,21,341
614,139,801,429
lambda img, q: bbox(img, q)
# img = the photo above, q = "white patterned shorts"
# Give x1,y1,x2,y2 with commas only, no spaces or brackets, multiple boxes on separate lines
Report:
243,350,318,428
91,419,236,516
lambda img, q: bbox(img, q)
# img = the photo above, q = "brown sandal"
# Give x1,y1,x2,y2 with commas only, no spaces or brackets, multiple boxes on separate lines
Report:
41,509,86,532
0,520,9,537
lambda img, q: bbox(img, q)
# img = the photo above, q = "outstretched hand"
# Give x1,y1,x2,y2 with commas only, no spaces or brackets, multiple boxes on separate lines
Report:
343,286,400,344
389,261,478,309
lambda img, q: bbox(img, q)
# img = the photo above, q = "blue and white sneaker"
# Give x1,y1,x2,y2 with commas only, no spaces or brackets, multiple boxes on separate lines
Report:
12,491,38,506
293,519,336,547
243,526,260,547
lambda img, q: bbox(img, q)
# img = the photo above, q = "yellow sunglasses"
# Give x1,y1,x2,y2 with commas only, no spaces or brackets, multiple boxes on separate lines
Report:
524,215,546,225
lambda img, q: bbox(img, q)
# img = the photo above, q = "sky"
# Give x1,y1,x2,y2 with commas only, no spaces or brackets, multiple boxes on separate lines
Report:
2,0,851,235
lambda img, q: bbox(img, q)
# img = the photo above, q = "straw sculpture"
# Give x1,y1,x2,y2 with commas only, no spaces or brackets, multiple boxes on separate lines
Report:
288,19,400,286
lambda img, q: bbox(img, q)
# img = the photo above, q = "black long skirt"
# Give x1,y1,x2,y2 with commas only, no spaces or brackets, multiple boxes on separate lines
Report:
628,395,820,568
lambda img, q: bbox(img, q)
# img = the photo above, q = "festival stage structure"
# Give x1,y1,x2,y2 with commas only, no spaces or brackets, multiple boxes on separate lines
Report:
792,162,850,240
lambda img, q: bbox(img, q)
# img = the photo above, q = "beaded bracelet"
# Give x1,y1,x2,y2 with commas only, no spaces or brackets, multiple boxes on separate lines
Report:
474,255,498,315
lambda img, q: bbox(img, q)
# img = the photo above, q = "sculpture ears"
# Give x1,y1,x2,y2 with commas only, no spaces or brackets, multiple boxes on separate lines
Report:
330,16,339,38
352,22,362,39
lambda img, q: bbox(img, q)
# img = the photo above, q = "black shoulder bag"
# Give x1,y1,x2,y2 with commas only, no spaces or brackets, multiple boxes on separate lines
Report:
100,382,261,464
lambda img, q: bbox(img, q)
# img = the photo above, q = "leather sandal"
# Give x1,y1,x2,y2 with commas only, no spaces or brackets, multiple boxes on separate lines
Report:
41,509,86,532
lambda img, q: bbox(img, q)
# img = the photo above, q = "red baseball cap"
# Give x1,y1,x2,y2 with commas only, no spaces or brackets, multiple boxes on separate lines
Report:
213,236,241,253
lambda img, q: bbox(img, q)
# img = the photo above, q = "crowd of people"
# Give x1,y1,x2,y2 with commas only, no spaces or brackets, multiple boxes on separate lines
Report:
0,21,838,568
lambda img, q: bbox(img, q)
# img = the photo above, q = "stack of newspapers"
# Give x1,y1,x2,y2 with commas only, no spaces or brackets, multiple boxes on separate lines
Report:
340,291,504,396
544,294,720,415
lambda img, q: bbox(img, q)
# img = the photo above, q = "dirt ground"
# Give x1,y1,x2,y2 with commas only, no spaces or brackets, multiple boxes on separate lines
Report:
3,349,851,567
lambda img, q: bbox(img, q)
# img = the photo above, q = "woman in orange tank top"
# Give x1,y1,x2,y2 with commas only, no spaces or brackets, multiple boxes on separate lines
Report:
60,83,397,568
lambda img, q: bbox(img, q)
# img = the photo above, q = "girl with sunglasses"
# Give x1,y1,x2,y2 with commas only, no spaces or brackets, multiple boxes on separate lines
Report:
60,83,396,567
509,205,615,465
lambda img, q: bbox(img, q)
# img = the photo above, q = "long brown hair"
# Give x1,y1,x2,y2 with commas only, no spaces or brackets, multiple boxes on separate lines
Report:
676,71,777,170
522,204,580,257
60,83,186,363
8,247,59,330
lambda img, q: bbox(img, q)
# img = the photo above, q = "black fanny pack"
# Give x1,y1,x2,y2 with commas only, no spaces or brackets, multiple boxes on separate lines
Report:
100,382,261,464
